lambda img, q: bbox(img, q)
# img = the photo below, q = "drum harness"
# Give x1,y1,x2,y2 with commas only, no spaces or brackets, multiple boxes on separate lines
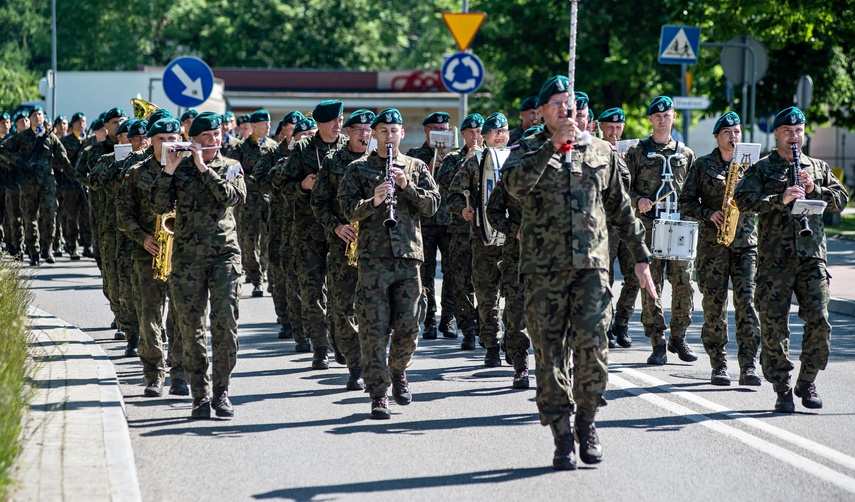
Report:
641,138,685,221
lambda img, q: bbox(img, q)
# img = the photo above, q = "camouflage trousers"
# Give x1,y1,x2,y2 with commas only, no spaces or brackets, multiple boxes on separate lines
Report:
236,192,269,287
4,186,23,253
327,238,360,369
280,236,305,342
132,259,171,384
640,257,694,346
472,238,503,348
89,191,101,267
56,183,86,255
296,238,330,349
78,188,92,250
500,247,530,371
696,243,760,370
447,232,478,336
170,255,242,399
524,268,610,424
20,175,57,258
99,229,122,326
116,237,139,338
608,227,639,326
357,257,425,399
267,201,287,325
420,225,455,327
755,257,831,393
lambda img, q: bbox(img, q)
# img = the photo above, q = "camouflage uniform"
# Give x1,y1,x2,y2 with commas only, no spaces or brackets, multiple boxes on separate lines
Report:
679,148,760,371
152,153,246,400
234,136,277,289
1,132,23,255
607,151,639,330
311,145,366,369
58,133,89,256
484,181,530,370
0,127,71,261
278,134,348,350
625,137,696,347
507,126,524,147
77,136,118,267
221,133,242,161
338,151,439,399
406,142,455,331
734,150,848,392
502,130,649,425
434,148,478,338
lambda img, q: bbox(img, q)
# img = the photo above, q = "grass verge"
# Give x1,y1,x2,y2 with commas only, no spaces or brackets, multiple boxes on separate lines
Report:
0,260,33,499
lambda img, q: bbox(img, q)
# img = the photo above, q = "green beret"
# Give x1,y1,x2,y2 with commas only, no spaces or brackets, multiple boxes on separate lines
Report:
103,107,127,122
281,110,304,125
146,118,181,138
312,100,344,124
116,118,134,136
236,114,251,125
536,76,570,107
127,119,148,138
481,112,508,135
249,109,271,123
344,109,376,128
371,108,403,129
575,92,589,110
188,111,222,137
523,125,544,139
588,109,594,121
222,111,234,122
646,96,673,115
460,113,484,130
422,112,451,126
70,112,85,125
1,112,9,121
772,106,806,130
180,109,199,122
54,114,67,124
145,109,173,133
598,107,625,123
12,112,26,124
28,105,43,116
519,96,538,112
91,118,105,131
294,117,317,134
713,111,740,134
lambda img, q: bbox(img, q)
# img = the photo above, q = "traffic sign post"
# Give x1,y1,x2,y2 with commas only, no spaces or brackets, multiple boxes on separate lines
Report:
659,26,701,65
163,56,215,108
441,52,485,94
672,96,712,110
442,12,486,52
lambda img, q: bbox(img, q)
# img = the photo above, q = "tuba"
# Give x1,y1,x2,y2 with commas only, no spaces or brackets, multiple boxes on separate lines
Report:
131,94,161,120
153,210,176,281
716,145,749,246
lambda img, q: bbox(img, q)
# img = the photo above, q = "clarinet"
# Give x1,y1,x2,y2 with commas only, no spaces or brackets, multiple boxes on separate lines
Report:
791,143,812,236
383,142,398,228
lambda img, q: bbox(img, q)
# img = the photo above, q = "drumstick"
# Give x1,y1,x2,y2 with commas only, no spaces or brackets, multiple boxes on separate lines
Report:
463,190,472,211
651,189,676,206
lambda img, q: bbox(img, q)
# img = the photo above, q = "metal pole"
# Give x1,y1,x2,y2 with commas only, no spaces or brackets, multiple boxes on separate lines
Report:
700,41,758,141
681,63,689,146
459,0,468,126
51,0,57,120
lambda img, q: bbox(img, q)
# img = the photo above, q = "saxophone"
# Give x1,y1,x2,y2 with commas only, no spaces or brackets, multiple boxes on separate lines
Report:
716,147,750,246
345,221,359,267
153,210,176,281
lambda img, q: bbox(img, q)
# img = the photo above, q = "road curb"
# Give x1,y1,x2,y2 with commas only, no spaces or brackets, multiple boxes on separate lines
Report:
828,298,855,317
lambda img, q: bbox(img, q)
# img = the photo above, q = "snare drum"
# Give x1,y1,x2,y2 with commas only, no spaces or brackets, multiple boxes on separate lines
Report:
650,219,698,261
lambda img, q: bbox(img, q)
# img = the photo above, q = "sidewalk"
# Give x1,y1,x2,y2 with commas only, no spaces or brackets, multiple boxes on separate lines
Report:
826,236,855,315
13,307,141,502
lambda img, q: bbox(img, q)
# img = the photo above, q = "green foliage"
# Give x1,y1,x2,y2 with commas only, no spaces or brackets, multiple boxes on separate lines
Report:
0,262,34,499
0,67,41,115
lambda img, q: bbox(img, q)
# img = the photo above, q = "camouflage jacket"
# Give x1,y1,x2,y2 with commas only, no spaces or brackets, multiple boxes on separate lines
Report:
502,130,650,274
311,145,366,236
734,150,848,263
434,146,470,233
236,135,278,193
91,149,147,234
116,151,166,261
625,136,695,219
508,126,524,147
485,180,522,265
277,133,348,243
76,137,117,187
406,142,450,226
221,133,242,161
60,133,86,167
0,127,71,180
679,148,757,249
338,151,440,262
447,151,501,241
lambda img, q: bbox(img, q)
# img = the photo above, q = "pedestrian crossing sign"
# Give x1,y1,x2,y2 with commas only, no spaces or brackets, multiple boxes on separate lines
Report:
659,25,701,65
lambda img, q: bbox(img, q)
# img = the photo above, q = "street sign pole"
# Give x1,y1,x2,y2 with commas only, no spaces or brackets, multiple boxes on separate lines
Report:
460,0,469,127
681,63,689,146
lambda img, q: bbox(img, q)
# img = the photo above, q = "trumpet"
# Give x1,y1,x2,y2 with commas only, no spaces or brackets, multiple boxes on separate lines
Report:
384,142,398,228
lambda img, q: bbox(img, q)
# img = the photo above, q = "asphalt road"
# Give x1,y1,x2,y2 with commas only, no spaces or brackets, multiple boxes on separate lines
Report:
26,256,855,501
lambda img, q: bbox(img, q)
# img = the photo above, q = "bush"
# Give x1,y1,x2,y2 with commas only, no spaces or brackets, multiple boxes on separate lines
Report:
0,260,33,499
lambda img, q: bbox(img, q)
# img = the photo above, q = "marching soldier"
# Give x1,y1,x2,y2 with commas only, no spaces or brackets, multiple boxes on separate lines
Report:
338,108,440,419
236,114,252,139
405,111,456,339
155,112,247,419
179,109,199,140
625,96,698,365
2,111,24,259
734,106,848,412
220,111,242,160
58,112,90,260
508,96,541,145
434,114,482,347
503,75,656,470
678,112,762,386
311,108,375,390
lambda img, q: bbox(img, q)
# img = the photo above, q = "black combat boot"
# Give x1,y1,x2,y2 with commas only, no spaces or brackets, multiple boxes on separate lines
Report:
346,366,365,391
775,389,795,413
512,368,530,389
143,380,164,397
277,323,293,339
370,396,390,419
329,335,346,365
647,343,667,365
113,330,126,341
422,323,438,340
169,378,189,396
213,387,235,417
191,396,212,419
794,380,823,409
606,326,617,349
575,417,604,465
711,366,731,386
124,333,139,357
311,347,329,370
738,367,762,386
614,324,632,348
438,317,457,339
461,332,477,351
294,338,312,353
549,415,576,471
391,371,412,405
667,337,698,362
484,346,501,367
252,285,264,297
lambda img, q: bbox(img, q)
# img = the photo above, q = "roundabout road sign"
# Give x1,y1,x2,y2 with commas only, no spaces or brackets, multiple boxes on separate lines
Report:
163,56,214,108
441,52,485,94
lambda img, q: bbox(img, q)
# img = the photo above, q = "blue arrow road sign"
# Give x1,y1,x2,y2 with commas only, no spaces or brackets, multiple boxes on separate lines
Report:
441,52,485,94
163,56,214,108
659,25,701,65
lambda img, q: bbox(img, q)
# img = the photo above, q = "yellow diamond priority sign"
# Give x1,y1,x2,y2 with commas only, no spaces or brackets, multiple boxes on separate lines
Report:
443,12,487,52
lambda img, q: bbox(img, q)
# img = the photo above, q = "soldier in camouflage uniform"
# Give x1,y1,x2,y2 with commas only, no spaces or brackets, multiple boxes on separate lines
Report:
179,109,199,141
278,102,348,369
0,106,72,266
678,112,762,386
434,114,482,348
405,111,456,339
508,96,541,146
338,108,440,419
734,106,848,413
2,112,24,259
448,112,510,367
311,109,374,390
220,111,242,160
235,109,278,297
154,112,246,419
503,76,656,471
58,112,89,260
116,117,189,397
625,96,698,366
